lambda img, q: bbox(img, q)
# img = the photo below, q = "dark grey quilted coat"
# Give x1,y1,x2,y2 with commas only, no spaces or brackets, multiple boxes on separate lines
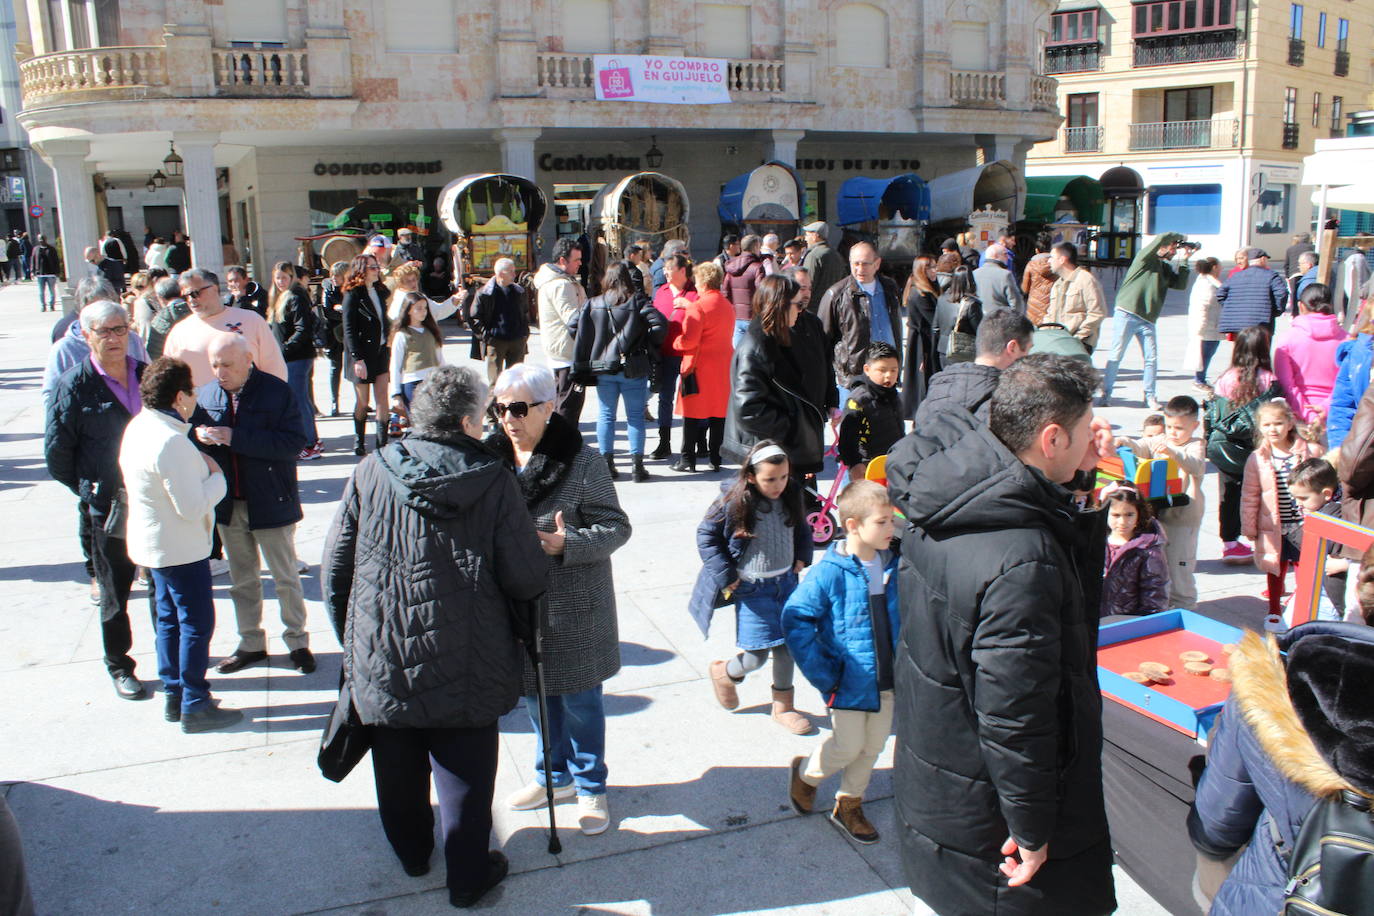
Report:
324,435,547,729
486,413,631,696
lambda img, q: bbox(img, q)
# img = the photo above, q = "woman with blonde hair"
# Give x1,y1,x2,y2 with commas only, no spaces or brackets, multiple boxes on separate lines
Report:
671,260,734,472
268,260,320,459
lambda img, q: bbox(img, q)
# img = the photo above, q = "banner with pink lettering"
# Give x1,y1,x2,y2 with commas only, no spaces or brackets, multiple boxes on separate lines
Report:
592,55,733,105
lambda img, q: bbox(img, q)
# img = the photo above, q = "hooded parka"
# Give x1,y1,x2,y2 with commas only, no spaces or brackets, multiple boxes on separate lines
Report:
323,435,548,729
886,409,1115,916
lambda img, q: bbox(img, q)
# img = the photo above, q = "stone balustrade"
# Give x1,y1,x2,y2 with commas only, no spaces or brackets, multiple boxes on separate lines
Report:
212,47,311,95
1031,75,1057,113
19,47,168,106
949,70,1006,106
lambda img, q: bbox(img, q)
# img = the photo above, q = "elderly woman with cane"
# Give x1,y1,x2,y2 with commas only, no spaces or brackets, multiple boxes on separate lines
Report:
485,363,632,838
324,366,547,908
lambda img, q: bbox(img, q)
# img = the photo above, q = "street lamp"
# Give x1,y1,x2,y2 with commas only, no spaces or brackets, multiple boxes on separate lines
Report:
645,136,663,170
151,170,167,189
162,141,183,178
146,177,157,193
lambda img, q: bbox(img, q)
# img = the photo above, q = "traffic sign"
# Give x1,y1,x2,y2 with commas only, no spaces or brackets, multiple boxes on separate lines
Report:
28,205,43,218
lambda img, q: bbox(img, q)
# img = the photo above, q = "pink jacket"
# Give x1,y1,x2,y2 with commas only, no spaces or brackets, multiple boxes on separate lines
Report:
1274,313,1346,424
1241,437,1318,576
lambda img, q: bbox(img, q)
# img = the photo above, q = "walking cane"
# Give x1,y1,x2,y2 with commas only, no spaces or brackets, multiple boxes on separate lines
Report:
523,595,562,855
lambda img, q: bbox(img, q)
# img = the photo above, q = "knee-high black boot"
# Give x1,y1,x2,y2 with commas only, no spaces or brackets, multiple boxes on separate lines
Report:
353,416,367,456
375,418,389,452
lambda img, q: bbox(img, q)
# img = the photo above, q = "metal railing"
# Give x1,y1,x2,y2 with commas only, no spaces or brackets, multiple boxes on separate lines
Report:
19,46,167,102
949,69,1006,104
1128,118,1239,150
1335,50,1350,76
1133,32,1239,67
1044,44,1101,74
1064,125,1103,153
212,47,310,94
1283,121,1300,150
534,53,783,95
1288,38,1305,66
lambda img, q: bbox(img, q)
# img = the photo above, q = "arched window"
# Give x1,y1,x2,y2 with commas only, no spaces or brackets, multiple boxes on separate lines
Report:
835,3,889,68
564,0,613,53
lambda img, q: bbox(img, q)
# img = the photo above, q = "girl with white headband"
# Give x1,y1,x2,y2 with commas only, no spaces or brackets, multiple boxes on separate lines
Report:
687,440,816,735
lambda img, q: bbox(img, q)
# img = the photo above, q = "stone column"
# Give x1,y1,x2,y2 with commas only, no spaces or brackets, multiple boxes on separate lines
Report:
496,128,541,179
174,132,225,277
38,138,97,311
765,129,806,166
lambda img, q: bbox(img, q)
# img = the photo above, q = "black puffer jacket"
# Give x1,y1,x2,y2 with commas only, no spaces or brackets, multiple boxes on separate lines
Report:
569,291,666,380
723,312,837,475
44,358,146,517
269,286,317,362
913,362,1001,427
323,435,547,729
886,410,1114,916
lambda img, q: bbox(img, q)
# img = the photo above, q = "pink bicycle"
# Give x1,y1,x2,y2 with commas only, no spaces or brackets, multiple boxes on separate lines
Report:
804,463,848,546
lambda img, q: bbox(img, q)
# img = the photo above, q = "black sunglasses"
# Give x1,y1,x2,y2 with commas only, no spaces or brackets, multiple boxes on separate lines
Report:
490,400,545,419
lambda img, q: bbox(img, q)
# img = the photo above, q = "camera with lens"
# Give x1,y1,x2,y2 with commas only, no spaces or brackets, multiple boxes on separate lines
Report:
1177,240,1202,253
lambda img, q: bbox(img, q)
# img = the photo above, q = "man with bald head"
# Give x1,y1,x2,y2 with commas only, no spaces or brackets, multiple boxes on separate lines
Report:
973,243,1026,314
191,333,313,675
817,241,903,401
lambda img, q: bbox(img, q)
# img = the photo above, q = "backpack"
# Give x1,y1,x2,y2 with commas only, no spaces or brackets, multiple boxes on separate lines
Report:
945,296,982,363
1204,381,1282,478
1281,789,1374,915
146,300,191,360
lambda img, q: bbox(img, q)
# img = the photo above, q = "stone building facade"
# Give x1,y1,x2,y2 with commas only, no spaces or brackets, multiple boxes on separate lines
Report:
15,0,1062,287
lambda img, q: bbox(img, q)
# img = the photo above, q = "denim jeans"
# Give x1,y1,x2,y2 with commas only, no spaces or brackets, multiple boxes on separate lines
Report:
523,685,608,795
36,275,57,310
596,371,649,455
1101,310,1158,402
286,358,318,444
733,319,751,349
150,558,216,713
655,354,681,435
1196,339,1220,384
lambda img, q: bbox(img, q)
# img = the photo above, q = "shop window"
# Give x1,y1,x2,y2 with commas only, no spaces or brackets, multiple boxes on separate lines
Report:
804,180,826,224
554,183,604,237
563,0,613,54
1148,184,1222,235
385,0,457,52
1255,184,1292,234
699,4,750,61
226,0,287,45
950,21,991,71
835,4,889,68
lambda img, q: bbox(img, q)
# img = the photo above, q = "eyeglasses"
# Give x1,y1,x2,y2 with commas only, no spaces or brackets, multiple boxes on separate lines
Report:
490,400,545,419
184,285,216,298
92,324,129,338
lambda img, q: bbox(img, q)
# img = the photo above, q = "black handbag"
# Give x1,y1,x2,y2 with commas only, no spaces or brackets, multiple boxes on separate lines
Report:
681,371,700,397
318,681,371,783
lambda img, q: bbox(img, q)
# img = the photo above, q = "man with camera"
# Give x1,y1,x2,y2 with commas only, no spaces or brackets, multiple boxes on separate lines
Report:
1100,233,1196,408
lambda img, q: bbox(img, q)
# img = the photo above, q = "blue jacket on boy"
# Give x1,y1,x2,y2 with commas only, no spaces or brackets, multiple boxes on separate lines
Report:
689,482,814,638
783,543,900,712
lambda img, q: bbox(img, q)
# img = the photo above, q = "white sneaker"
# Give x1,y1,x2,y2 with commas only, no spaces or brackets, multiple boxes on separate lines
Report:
577,793,610,835
209,559,230,578
506,780,574,811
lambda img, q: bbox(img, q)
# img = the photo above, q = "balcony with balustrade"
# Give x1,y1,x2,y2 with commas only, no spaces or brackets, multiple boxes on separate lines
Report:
17,38,350,109
1045,44,1101,74
1128,118,1239,151
1063,125,1103,153
1132,31,1239,67
534,53,785,100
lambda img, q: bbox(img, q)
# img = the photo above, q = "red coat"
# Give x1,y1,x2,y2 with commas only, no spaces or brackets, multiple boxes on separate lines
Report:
652,284,694,354
673,289,734,419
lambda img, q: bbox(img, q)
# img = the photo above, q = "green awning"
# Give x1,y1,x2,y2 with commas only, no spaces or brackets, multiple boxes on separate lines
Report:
1024,175,1105,224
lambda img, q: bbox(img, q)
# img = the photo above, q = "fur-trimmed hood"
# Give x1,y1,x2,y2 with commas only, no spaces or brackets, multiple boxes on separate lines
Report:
1230,624,1374,799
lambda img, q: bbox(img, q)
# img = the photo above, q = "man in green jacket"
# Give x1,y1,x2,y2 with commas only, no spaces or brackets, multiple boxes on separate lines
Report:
1100,232,1192,406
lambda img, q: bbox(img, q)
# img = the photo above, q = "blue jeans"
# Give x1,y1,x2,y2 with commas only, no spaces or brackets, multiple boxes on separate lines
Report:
733,570,799,651
287,359,318,444
523,685,608,795
1101,310,1158,403
150,559,216,713
596,372,649,455
36,275,57,310
1196,339,1220,384
733,319,751,349
655,354,681,435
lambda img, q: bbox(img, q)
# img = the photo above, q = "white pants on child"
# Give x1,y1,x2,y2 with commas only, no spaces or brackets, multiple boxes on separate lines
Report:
1164,521,1200,610
803,690,894,798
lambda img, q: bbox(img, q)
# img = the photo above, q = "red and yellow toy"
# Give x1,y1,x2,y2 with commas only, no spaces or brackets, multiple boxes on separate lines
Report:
1096,447,1188,508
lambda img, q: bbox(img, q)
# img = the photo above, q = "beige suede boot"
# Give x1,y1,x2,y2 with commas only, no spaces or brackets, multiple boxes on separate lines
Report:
770,687,815,735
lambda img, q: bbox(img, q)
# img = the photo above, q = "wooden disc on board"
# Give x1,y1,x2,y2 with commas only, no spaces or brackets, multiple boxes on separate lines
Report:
1138,662,1173,681
1184,661,1214,677
1209,668,1232,682
1222,644,1237,655
1123,671,1151,684
1179,650,1211,664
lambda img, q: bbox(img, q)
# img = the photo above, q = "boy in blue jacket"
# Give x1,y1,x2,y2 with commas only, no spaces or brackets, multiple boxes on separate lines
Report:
782,479,899,844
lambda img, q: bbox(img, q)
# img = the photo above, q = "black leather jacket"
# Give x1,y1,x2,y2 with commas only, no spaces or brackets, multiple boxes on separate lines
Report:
569,292,666,379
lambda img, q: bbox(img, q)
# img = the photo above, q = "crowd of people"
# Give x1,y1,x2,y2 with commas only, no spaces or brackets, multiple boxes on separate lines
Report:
25,218,1374,914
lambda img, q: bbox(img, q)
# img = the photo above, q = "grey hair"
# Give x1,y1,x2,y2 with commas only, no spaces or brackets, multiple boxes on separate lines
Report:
154,277,181,300
1298,251,1318,268
762,233,780,248
330,260,348,279
493,363,556,405
660,239,688,258
178,267,220,290
75,276,118,309
79,300,129,331
225,265,249,279
408,366,489,441
493,257,515,273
